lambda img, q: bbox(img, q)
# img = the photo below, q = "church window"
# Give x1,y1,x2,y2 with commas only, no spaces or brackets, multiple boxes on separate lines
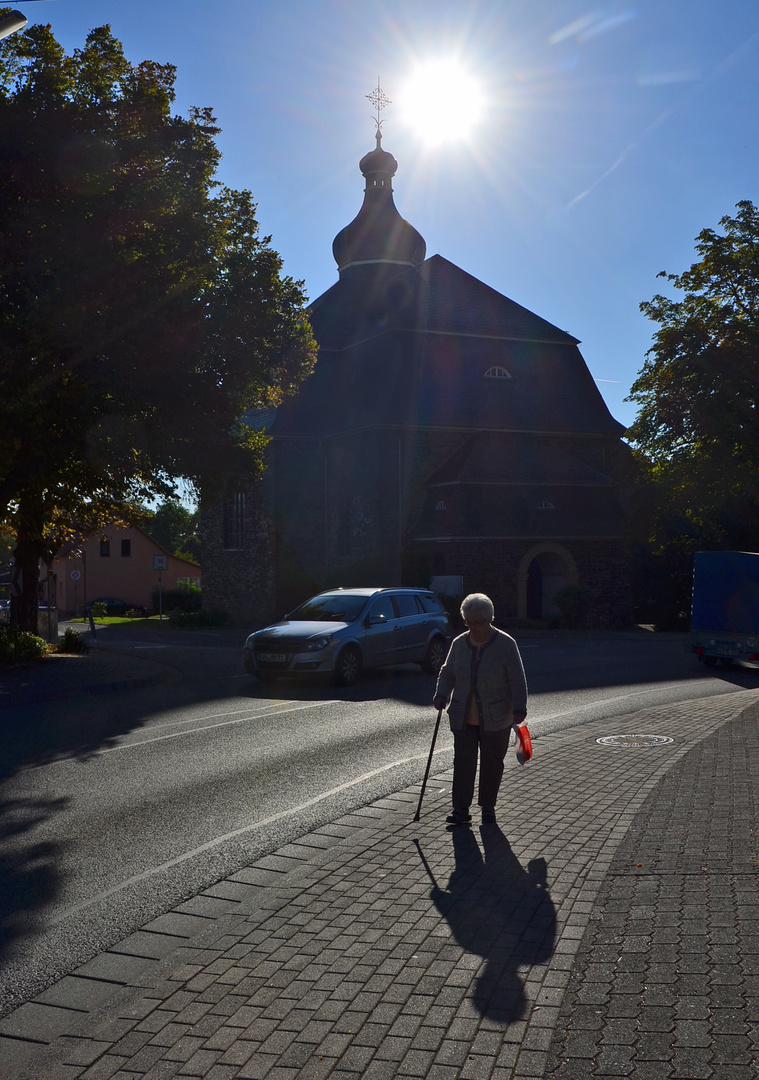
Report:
484,366,512,379
435,501,448,511
535,500,555,510
99,539,110,557
223,490,246,550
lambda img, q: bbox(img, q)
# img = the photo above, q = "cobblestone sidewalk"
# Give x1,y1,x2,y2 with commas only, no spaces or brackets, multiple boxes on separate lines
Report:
3,690,759,1080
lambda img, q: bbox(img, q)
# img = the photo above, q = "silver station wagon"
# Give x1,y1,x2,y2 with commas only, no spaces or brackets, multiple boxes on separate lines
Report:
243,587,452,686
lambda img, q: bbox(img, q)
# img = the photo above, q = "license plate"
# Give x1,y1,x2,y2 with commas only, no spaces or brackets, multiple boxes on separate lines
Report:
259,653,286,663
714,646,739,657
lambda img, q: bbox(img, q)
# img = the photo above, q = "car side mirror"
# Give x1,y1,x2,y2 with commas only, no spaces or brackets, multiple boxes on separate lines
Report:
366,614,385,627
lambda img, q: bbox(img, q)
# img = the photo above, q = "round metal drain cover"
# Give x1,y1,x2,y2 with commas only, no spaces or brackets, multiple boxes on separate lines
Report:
596,734,674,748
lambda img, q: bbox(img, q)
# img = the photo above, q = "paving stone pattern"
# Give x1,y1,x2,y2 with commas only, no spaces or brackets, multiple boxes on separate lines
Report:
545,700,759,1080
5,691,759,1080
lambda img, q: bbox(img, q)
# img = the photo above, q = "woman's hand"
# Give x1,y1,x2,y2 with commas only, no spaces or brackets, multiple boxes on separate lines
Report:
512,710,527,725
433,695,447,711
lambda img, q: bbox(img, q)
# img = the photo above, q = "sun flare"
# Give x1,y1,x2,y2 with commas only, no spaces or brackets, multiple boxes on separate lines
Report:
397,60,484,146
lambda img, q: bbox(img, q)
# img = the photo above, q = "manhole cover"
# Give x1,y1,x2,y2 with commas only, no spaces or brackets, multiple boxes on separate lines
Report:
596,734,674,748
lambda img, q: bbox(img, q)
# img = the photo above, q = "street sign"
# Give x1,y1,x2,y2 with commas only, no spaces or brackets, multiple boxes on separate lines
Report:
70,570,81,581
153,555,168,571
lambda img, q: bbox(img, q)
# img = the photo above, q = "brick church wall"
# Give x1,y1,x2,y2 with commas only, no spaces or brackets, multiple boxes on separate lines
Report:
200,481,276,627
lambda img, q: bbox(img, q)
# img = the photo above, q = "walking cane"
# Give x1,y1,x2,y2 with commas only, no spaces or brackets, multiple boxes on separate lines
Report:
413,707,443,822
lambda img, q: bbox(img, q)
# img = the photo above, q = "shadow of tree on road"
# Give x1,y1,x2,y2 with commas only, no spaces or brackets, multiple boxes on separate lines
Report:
423,826,556,1023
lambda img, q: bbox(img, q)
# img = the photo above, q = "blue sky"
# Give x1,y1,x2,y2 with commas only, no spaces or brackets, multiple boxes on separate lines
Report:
19,0,759,431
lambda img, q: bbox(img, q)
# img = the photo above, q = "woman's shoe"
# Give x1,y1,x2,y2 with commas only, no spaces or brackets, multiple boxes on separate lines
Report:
446,809,472,825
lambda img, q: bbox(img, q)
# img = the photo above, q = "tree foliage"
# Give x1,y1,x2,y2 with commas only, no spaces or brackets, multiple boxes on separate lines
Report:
0,18,316,629
626,201,759,625
143,499,200,563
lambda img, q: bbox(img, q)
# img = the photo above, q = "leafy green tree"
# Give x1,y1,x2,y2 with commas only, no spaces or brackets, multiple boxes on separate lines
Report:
144,499,200,563
0,19,316,630
626,200,759,624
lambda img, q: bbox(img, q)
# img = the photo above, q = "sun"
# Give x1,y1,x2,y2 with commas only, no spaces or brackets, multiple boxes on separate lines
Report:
397,60,484,146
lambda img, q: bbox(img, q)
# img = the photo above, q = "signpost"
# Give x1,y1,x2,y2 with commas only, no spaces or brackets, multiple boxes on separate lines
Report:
153,555,168,620
71,569,81,622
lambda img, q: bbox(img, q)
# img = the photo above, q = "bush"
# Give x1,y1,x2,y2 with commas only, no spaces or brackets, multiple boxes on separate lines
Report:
167,607,228,629
90,601,108,619
552,584,592,629
57,627,88,654
153,585,202,614
0,625,47,665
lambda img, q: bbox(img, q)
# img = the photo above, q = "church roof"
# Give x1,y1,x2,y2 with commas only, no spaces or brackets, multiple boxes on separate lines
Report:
308,255,578,352
425,433,615,488
274,136,624,442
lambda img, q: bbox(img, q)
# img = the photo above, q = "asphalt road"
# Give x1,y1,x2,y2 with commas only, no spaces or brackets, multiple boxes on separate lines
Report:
0,629,756,1017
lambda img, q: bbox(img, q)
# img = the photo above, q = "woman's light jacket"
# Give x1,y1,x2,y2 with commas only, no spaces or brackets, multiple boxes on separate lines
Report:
435,628,528,733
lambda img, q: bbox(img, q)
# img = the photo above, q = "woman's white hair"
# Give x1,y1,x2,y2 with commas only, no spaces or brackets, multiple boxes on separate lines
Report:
460,593,494,623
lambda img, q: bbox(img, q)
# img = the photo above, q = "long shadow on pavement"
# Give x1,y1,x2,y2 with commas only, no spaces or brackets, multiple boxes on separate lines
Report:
421,826,556,1023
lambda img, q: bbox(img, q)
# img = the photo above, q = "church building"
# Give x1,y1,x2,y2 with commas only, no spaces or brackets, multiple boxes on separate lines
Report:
202,127,631,628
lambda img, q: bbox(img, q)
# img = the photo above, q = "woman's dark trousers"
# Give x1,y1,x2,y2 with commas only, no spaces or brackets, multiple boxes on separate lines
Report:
452,725,511,811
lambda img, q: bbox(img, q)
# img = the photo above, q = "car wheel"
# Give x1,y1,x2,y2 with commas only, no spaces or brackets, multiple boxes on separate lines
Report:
334,645,362,687
422,636,447,674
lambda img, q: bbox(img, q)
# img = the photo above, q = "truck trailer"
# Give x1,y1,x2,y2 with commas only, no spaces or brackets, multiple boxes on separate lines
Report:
691,550,759,668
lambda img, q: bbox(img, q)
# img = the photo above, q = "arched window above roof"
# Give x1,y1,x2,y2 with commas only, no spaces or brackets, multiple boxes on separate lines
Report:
484,365,512,380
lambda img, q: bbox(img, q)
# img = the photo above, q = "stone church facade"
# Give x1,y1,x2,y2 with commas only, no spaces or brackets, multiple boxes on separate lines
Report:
202,131,631,628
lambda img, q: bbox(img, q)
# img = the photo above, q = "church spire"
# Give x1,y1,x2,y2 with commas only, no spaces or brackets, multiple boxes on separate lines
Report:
332,81,426,279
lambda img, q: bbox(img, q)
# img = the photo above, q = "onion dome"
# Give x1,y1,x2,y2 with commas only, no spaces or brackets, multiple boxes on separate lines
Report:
332,130,426,279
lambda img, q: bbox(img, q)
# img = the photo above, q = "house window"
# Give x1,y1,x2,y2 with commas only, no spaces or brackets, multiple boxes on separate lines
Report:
484,366,512,379
223,490,246,550
177,577,200,589
99,539,110,557
121,539,131,557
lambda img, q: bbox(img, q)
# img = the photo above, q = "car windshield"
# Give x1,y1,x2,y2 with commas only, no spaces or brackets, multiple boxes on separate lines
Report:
288,593,368,622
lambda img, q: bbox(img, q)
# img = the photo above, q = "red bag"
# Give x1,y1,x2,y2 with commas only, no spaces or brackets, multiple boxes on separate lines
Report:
514,723,533,765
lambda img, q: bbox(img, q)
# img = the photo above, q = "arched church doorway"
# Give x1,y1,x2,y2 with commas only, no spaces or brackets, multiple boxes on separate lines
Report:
518,544,578,621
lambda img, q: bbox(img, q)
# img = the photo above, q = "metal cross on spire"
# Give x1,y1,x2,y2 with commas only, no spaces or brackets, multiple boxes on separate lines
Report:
366,77,391,146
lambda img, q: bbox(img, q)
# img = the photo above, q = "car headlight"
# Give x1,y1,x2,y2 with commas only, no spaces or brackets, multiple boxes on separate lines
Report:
304,636,331,652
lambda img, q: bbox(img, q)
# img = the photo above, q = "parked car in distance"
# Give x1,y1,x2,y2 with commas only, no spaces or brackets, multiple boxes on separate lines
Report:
243,587,453,686
0,599,9,623
86,597,148,618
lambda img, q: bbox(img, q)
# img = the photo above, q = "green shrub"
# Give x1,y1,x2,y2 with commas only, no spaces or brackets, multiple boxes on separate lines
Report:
90,601,108,619
0,625,47,665
553,584,592,628
152,585,202,614
167,607,228,629
57,627,88,654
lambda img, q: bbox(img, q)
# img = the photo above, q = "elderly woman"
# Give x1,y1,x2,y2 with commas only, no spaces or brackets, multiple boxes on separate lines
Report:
433,593,528,825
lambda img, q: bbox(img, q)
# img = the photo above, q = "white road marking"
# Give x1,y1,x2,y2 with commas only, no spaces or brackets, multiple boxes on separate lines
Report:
93,700,333,754
51,746,447,924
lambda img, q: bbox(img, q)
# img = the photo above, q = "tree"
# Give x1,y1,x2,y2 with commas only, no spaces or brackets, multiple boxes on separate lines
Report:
0,19,316,629
626,200,759,624
144,499,200,563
